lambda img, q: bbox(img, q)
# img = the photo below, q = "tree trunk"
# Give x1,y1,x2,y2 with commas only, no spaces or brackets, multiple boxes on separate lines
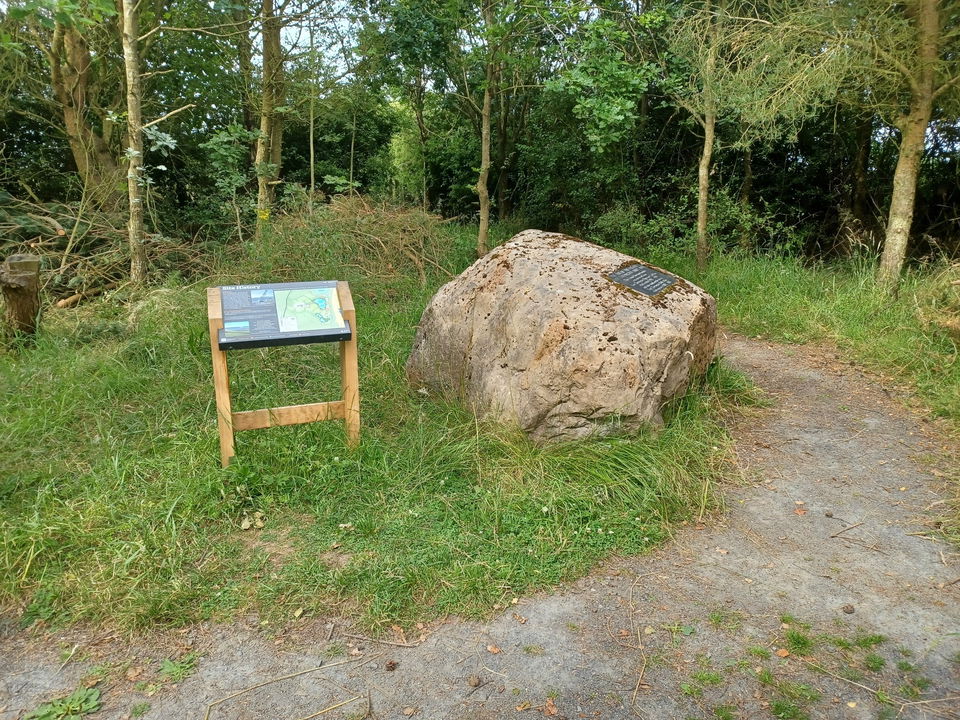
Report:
234,5,255,136
696,110,715,273
851,113,873,226
255,0,284,238
48,23,121,207
308,25,315,214
696,4,717,273
0,254,41,337
121,0,148,284
739,144,753,250
476,70,493,257
877,0,937,290
411,72,430,210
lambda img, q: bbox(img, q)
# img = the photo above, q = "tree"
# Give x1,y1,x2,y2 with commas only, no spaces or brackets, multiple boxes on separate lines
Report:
121,0,148,283
254,0,286,237
779,0,959,287
4,0,125,206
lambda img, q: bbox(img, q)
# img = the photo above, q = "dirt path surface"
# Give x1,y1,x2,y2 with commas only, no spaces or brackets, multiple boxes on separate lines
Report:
3,335,959,720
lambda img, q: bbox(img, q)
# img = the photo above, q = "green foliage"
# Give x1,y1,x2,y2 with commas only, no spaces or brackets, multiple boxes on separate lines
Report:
19,587,58,628
551,18,657,152
785,629,815,656
158,652,197,683
25,688,101,720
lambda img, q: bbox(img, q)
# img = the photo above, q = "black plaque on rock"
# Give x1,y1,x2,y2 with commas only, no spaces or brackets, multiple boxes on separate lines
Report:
607,264,677,296
217,280,352,350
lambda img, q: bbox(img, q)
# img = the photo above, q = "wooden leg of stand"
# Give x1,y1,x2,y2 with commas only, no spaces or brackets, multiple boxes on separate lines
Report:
338,282,360,447
207,288,235,467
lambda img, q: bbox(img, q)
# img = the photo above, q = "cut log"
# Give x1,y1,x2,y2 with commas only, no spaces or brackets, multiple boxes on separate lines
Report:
0,253,41,336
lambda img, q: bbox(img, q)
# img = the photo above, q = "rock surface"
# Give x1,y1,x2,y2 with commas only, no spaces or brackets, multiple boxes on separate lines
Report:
406,230,718,442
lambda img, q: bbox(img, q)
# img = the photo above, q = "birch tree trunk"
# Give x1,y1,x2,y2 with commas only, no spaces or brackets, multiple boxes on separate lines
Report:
121,0,148,284
475,2,495,258
696,109,715,273
739,144,753,250
255,0,284,238
695,15,717,274
476,69,493,257
876,0,938,290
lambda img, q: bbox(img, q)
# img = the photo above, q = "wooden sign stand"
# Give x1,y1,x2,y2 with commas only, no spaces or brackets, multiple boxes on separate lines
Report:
207,281,360,468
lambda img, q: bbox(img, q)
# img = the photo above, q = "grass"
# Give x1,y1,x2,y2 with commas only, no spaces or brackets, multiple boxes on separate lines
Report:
24,688,101,720
646,250,959,421
0,216,751,630
4,216,955,631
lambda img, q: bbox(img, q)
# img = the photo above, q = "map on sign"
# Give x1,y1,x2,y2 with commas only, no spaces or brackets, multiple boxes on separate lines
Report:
218,280,351,350
607,263,677,297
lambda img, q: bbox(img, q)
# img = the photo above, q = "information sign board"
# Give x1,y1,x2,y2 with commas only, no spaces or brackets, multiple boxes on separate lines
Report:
217,280,351,350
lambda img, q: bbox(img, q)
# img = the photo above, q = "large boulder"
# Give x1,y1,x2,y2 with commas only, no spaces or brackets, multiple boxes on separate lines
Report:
406,230,717,442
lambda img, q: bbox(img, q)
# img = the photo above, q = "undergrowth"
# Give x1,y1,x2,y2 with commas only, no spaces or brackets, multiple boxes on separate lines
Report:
0,211,747,630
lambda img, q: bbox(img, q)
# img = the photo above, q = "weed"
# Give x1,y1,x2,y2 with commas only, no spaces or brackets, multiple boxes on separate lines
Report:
853,633,886,649
838,667,864,682
25,688,101,720
875,689,894,705
84,664,111,683
777,681,819,703
708,609,744,631
324,643,346,658
691,670,723,686
680,682,703,698
131,702,150,718
896,660,916,672
826,636,854,650
899,676,932,699
769,699,807,719
158,652,197,683
19,589,58,629
522,644,545,656
713,706,736,720
134,681,161,696
748,646,771,659
784,629,814,655
756,668,775,685
864,653,886,671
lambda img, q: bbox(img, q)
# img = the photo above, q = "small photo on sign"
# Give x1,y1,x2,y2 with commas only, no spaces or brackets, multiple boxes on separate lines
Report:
223,320,250,337
250,288,275,305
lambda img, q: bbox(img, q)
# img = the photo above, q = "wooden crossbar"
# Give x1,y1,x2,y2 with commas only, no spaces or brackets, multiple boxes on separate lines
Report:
232,401,345,431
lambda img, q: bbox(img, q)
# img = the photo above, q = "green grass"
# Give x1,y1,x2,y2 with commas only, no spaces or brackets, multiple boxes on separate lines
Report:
0,217,749,630
25,688,101,720
784,629,815,656
158,652,197,683
646,250,960,422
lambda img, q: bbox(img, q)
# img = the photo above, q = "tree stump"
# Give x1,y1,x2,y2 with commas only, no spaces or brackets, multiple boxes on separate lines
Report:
0,254,41,336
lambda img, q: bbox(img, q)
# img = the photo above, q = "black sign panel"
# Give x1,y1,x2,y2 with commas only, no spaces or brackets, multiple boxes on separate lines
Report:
218,280,351,350
607,264,677,296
